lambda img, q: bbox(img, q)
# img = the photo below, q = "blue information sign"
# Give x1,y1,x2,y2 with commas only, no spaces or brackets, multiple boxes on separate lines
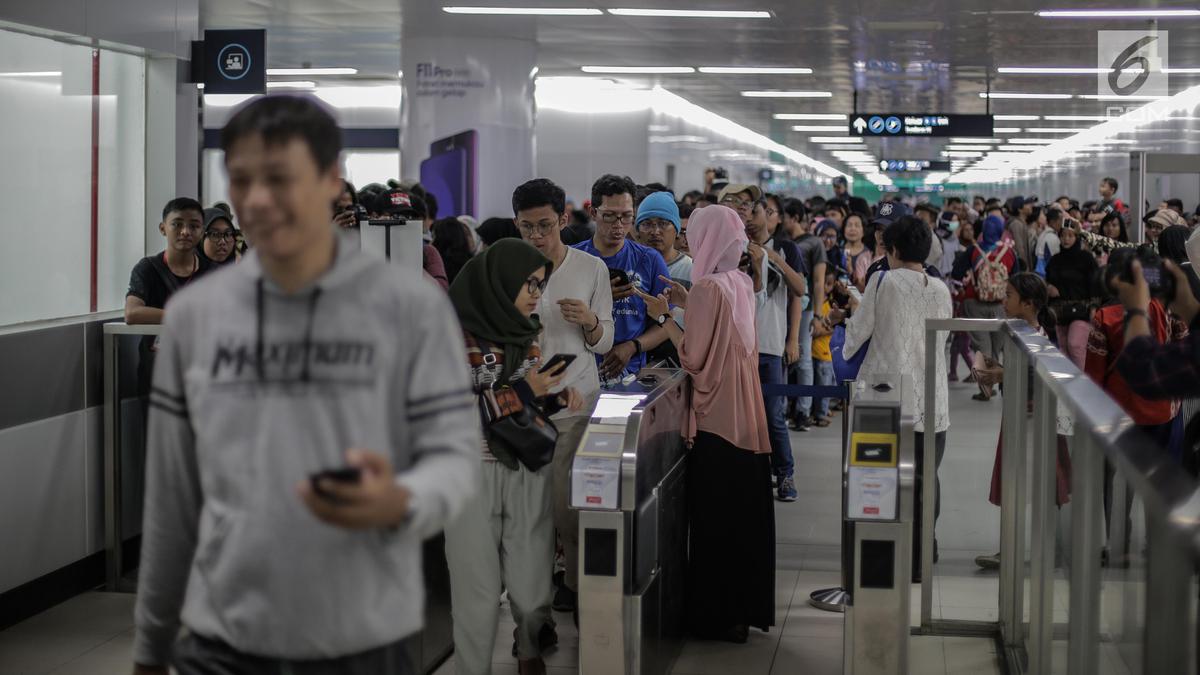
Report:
849,113,993,138
203,29,265,94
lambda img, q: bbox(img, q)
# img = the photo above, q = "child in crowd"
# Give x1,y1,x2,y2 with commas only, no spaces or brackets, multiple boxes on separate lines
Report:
809,268,846,425
973,272,1073,570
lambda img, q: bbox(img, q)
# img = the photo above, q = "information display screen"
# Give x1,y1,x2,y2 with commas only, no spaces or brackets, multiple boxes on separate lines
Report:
854,406,897,434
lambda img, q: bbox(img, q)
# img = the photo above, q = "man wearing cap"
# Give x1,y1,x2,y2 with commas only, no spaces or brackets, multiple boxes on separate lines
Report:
372,188,449,290
1005,196,1035,272
635,192,692,290
865,202,944,284
199,208,240,268
832,175,850,200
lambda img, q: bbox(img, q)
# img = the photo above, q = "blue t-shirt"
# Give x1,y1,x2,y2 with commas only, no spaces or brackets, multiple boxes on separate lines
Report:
573,238,670,381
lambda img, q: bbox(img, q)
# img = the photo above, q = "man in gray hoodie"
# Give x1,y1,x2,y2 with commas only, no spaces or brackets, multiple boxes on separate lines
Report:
132,96,479,674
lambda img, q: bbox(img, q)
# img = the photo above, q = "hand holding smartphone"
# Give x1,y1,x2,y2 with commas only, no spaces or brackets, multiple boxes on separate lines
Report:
538,353,577,374
309,467,362,502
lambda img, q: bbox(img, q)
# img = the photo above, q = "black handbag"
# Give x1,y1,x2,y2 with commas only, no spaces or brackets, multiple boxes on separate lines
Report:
480,386,559,472
1053,301,1091,326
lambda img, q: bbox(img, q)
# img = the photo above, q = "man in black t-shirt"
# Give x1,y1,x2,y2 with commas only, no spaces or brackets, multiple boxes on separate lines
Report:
125,197,212,325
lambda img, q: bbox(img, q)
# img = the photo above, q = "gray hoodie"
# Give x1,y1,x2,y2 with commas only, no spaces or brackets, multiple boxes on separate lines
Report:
133,235,479,665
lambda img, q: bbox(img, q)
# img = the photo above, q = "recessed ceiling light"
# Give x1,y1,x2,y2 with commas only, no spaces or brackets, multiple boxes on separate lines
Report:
267,67,357,76
443,6,603,15
0,71,62,77
608,8,771,18
266,81,316,89
581,66,695,74
979,92,1073,99
791,125,844,132
993,115,1040,121
698,66,812,74
810,136,862,143
741,90,832,98
1036,8,1200,18
774,113,846,120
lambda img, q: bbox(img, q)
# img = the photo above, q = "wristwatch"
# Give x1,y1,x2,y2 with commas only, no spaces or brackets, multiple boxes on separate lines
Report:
655,313,669,326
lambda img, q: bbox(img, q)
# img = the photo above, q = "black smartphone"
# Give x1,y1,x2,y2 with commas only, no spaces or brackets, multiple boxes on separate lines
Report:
608,267,630,286
538,353,577,374
309,467,362,501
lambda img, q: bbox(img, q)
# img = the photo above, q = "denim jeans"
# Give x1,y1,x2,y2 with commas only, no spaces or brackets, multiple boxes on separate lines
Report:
787,309,815,419
759,354,794,479
812,358,834,418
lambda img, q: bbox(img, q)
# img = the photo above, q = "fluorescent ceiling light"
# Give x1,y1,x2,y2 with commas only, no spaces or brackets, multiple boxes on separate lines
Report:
1044,114,1110,121
994,114,1040,121
943,150,984,157
741,90,832,98
809,136,862,143
791,125,844,132
994,127,1023,133
1036,9,1200,18
949,137,1000,143
1005,138,1056,144
821,143,867,149
999,66,1115,74
1077,94,1168,100
0,71,61,77
774,113,846,120
998,144,1044,150
699,66,812,74
980,92,1072,99
648,124,671,132
581,66,695,74
944,145,995,151
267,67,357,76
648,134,708,143
608,8,771,18
266,81,315,89
1166,68,1200,74
1026,127,1091,133
443,6,602,15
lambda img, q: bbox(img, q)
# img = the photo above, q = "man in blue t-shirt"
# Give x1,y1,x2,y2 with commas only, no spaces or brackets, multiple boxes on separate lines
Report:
574,174,670,386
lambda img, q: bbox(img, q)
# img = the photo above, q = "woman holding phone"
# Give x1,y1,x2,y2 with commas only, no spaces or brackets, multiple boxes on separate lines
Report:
444,239,583,675
635,205,774,644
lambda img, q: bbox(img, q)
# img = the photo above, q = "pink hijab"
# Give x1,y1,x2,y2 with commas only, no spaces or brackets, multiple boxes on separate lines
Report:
688,205,755,350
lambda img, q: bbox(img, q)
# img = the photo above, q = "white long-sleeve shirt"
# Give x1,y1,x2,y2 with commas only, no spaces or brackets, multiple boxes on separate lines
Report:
842,267,953,433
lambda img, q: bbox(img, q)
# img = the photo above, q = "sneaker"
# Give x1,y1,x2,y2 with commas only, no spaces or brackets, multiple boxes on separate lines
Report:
975,552,1000,570
788,416,810,432
552,584,577,612
777,477,798,502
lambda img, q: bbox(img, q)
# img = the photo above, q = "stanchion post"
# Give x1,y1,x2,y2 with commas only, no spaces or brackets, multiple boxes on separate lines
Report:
1028,375,1056,674
1067,433,1102,675
921,326,937,629
103,329,121,591
998,332,1028,647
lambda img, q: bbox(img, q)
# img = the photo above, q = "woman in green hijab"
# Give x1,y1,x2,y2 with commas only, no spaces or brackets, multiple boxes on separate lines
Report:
445,238,582,675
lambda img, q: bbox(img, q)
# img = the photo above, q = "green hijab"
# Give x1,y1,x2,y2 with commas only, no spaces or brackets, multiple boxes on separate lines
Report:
449,238,552,383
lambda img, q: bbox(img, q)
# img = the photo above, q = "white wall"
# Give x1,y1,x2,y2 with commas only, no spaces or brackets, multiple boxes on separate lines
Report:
535,108,652,208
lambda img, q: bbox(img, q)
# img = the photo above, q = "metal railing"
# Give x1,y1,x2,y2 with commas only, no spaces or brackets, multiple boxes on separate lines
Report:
103,322,160,591
922,317,1200,675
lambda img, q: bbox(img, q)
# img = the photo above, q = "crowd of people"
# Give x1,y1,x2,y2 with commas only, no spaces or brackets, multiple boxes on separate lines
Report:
125,95,1200,675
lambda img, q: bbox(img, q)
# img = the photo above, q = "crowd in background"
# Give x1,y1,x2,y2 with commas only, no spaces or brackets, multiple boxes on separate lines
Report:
124,94,1200,675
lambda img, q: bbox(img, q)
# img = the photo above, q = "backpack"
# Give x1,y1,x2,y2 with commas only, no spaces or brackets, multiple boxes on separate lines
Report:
973,242,1011,303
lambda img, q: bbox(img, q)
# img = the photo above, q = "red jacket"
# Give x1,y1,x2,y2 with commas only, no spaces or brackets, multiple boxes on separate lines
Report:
1084,300,1182,425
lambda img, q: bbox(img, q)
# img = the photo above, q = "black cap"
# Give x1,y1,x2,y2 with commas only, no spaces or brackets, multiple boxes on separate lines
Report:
914,202,940,218
871,200,911,226
375,189,422,219
832,175,848,187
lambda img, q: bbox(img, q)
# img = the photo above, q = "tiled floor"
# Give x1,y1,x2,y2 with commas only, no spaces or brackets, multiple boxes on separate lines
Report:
2,381,1077,675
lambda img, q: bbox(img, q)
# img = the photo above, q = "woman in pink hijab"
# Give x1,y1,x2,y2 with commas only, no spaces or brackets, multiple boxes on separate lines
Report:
637,205,773,644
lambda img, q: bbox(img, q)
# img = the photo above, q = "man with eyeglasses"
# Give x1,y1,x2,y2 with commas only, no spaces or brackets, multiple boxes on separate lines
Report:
200,208,240,267
512,177,614,620
574,174,671,386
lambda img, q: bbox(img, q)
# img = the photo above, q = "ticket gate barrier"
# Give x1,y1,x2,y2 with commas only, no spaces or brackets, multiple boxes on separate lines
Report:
572,368,689,675
842,375,915,675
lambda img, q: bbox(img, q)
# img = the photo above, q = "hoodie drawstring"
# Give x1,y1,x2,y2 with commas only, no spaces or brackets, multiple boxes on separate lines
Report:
254,278,322,383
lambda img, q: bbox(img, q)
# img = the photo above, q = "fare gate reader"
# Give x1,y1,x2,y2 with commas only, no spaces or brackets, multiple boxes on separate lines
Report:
843,375,915,675
572,369,689,675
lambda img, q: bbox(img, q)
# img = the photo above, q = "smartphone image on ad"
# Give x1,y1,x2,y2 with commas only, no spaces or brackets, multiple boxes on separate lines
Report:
420,130,477,217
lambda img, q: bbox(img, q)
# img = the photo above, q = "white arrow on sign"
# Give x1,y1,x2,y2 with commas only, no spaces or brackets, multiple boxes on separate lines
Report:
853,117,867,133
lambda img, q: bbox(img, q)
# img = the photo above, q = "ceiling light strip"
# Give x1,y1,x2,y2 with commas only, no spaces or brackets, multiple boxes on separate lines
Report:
699,66,812,74
1036,9,1200,18
774,113,846,120
608,8,771,18
741,90,832,98
443,6,603,15
581,66,695,74
267,67,357,76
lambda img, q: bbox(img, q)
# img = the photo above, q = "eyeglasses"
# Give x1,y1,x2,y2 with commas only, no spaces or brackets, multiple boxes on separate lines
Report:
524,275,549,295
637,219,674,233
517,220,558,236
720,196,753,211
206,230,235,242
598,211,635,225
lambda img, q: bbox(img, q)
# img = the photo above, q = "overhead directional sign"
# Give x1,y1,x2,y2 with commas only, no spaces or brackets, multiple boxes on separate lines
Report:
878,159,952,172
849,113,993,138
203,29,266,95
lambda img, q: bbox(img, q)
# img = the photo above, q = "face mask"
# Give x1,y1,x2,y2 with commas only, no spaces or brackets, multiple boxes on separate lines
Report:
1187,227,1200,270
947,220,960,232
